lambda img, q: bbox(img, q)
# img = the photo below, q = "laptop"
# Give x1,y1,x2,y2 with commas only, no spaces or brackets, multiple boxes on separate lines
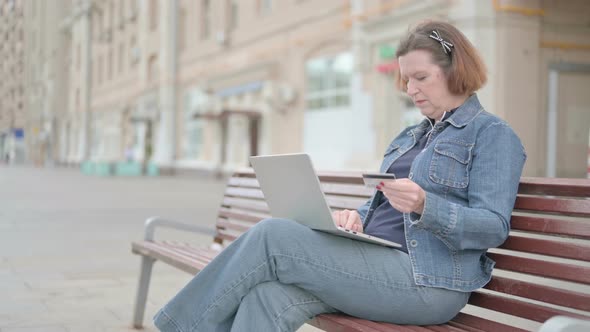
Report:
249,153,402,248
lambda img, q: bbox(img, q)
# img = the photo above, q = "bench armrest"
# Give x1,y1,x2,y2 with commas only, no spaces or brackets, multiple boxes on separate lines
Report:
538,316,590,332
143,216,216,241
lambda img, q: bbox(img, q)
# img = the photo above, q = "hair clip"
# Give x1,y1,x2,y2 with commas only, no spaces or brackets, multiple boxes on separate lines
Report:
429,30,454,55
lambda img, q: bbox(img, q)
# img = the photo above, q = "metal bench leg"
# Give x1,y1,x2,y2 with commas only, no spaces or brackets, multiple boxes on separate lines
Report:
132,256,156,329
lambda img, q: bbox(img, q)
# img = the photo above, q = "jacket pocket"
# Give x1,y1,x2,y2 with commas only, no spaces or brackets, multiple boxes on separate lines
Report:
429,140,473,188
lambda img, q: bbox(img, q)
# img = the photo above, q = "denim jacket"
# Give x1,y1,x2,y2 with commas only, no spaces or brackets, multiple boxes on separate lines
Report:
358,94,526,292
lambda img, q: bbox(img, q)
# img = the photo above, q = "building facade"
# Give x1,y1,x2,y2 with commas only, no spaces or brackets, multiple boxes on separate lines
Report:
22,0,70,166
0,0,26,164
20,0,590,178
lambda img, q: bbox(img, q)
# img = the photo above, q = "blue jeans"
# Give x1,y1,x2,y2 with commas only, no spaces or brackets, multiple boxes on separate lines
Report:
154,219,470,332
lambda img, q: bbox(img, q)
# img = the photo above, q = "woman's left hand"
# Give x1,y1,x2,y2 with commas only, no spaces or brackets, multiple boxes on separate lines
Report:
377,178,426,215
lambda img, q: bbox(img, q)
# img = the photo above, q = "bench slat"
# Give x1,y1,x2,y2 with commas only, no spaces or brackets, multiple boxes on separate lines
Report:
233,168,367,184
510,215,590,239
217,219,252,233
145,242,215,265
488,252,590,284
144,241,218,262
468,291,589,323
484,276,590,311
311,314,430,332
444,322,484,332
132,241,205,275
498,235,590,261
218,208,267,223
352,320,436,332
225,187,368,212
228,176,374,198
450,313,527,332
514,196,590,217
310,314,386,332
222,197,269,213
233,171,590,196
317,172,365,185
518,177,590,197
225,187,264,200
217,231,239,242
422,325,467,332
228,177,261,188
158,246,213,264
160,241,220,261
448,319,495,332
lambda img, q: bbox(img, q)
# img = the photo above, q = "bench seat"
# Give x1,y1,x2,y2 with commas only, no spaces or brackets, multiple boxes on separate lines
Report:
131,170,590,331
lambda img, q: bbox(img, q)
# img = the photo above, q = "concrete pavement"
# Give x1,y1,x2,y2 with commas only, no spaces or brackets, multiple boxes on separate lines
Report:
0,166,320,332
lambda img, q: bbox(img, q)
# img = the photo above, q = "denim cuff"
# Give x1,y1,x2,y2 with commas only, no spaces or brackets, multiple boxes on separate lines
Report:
408,191,432,226
154,309,181,332
413,191,460,240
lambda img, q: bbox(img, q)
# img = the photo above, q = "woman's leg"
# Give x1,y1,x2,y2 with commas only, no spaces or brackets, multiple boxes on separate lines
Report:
231,281,336,332
154,218,470,332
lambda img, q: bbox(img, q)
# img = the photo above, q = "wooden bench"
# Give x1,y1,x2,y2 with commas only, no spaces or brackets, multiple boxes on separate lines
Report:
131,169,590,331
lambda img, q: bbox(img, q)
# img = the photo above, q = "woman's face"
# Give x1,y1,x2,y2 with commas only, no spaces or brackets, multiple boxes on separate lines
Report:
398,50,461,121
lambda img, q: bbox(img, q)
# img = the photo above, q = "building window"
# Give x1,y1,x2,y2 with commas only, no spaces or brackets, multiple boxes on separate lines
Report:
103,7,109,38
229,0,238,31
129,36,138,66
305,52,353,111
97,55,103,85
119,0,125,23
76,44,81,71
182,88,209,159
30,30,35,51
118,42,124,73
128,0,139,20
108,49,113,80
109,1,114,29
95,12,103,40
148,55,158,83
178,8,186,52
200,0,210,40
149,0,158,30
75,89,80,109
258,0,272,15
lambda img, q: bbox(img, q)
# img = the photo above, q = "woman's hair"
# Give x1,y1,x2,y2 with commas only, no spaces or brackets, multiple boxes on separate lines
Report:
395,20,487,95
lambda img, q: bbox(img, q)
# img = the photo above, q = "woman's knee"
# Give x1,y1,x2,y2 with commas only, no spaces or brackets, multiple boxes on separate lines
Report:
241,282,312,314
253,218,308,238
247,280,284,299
245,218,311,253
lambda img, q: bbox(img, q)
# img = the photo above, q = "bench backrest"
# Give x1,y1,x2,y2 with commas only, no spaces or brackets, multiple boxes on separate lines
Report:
216,169,590,327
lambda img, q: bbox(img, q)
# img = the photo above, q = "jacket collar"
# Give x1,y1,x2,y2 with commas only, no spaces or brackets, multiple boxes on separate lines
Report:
445,94,483,128
411,93,483,136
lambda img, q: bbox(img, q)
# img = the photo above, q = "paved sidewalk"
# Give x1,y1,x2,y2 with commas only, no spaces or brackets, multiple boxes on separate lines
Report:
0,166,320,332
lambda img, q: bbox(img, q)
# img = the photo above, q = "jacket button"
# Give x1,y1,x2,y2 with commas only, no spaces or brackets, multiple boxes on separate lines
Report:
410,240,418,247
409,172,413,179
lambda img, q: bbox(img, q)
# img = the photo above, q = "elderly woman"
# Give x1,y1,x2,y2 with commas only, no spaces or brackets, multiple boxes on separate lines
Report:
154,20,526,332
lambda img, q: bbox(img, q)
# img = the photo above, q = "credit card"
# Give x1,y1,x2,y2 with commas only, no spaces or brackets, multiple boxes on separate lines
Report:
362,173,396,187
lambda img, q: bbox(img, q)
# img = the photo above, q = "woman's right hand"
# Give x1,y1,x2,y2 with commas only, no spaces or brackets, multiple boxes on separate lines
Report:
332,209,363,233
